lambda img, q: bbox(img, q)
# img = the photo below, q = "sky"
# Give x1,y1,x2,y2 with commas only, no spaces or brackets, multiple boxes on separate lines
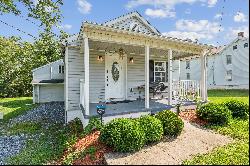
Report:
0,0,249,46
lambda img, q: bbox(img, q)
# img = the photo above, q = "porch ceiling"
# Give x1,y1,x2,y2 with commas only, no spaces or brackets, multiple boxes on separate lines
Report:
78,22,214,58
87,40,199,60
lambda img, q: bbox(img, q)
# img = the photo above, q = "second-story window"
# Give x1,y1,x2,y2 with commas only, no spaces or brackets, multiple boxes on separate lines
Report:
186,60,190,69
59,65,64,74
244,43,248,48
233,45,237,50
226,55,232,65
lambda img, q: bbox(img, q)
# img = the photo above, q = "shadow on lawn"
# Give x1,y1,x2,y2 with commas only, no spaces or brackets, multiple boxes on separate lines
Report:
0,99,37,122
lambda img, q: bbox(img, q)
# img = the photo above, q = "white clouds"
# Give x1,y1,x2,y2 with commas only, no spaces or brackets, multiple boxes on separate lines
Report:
77,0,92,14
214,13,222,20
162,31,210,41
176,19,222,34
163,19,223,42
58,24,72,30
145,8,175,18
234,12,247,22
126,0,200,18
207,0,217,7
227,26,249,39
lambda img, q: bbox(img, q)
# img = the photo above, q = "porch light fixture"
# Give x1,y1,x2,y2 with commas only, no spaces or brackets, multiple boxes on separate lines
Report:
118,48,125,60
129,57,134,63
97,55,103,61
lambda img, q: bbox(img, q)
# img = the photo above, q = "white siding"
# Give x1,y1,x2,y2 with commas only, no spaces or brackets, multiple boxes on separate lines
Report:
174,37,249,89
33,60,64,82
89,50,105,103
39,84,64,103
67,47,84,111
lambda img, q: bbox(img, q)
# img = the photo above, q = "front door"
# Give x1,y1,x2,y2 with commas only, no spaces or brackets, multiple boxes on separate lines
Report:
105,52,126,101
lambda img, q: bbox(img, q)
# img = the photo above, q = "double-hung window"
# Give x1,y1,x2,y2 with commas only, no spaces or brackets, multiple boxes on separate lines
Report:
226,70,232,81
226,55,232,65
154,61,166,82
59,65,64,74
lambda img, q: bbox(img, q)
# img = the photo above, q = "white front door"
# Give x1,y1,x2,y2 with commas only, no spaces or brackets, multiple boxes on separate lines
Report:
105,52,126,101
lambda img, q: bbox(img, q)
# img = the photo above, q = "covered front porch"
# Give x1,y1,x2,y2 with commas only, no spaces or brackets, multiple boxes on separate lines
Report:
76,22,211,118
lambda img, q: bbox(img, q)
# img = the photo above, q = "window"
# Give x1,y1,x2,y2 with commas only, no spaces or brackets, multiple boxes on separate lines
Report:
154,61,166,82
244,43,248,48
233,45,237,50
226,70,232,81
59,65,64,74
186,60,190,69
186,73,190,80
226,55,232,65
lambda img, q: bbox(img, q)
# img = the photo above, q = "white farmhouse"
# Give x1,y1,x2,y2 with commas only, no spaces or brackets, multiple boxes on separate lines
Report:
175,32,249,89
32,11,213,126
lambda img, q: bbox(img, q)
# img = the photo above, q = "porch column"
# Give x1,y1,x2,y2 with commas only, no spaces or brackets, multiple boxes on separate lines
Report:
200,50,207,101
145,45,150,109
168,49,173,105
84,37,90,115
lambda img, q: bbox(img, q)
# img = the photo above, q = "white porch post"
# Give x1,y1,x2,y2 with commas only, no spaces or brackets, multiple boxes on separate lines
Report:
84,37,90,115
145,45,150,109
200,51,208,101
168,49,173,105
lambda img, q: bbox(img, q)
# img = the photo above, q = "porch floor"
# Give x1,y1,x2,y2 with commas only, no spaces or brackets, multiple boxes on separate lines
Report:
89,99,174,117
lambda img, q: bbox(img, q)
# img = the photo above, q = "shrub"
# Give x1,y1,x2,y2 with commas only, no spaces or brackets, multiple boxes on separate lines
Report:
223,100,249,119
84,116,103,135
100,118,145,152
196,103,232,125
138,115,163,143
155,110,184,136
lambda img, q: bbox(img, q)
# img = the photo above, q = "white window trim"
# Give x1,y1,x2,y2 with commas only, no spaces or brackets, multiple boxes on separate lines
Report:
154,61,167,82
226,55,232,65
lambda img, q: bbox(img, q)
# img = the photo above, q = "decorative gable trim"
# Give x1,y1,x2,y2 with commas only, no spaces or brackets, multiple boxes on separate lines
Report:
103,11,161,35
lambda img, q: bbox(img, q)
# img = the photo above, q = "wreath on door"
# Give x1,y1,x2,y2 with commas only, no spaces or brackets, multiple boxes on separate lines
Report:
112,62,119,82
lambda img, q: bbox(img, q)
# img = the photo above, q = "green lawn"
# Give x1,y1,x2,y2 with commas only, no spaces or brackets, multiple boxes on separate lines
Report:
0,97,35,122
183,89,249,165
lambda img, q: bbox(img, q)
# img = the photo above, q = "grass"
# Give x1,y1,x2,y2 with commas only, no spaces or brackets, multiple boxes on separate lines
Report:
0,97,35,122
183,89,249,165
8,122,42,135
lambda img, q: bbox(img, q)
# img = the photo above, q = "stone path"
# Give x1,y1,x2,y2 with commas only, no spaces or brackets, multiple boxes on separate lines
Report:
105,120,233,165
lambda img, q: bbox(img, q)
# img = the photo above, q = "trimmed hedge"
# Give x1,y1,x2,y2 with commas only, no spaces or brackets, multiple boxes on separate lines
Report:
196,103,232,125
100,118,145,152
223,100,249,119
155,110,184,136
138,115,163,143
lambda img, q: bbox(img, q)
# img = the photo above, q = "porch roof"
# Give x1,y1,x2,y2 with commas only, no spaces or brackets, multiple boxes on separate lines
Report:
76,22,214,58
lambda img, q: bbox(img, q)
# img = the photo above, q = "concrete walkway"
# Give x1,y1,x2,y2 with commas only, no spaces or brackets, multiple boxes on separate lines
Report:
105,121,233,165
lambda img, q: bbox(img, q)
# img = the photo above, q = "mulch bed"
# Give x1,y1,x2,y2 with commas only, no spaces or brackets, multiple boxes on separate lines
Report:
50,130,112,165
179,109,208,126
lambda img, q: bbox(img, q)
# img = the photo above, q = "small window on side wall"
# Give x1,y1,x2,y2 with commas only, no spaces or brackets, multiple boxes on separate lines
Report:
244,43,248,48
233,45,237,50
59,65,64,74
226,70,232,81
186,73,190,80
226,55,232,65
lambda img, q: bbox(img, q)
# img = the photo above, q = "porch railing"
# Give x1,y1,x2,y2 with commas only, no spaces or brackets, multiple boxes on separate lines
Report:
173,80,200,101
80,79,85,109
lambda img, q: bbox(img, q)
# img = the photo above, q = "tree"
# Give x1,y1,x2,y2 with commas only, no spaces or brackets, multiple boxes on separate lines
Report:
0,0,68,97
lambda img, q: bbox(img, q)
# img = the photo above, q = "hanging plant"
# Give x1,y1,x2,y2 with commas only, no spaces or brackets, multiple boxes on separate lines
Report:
112,62,119,82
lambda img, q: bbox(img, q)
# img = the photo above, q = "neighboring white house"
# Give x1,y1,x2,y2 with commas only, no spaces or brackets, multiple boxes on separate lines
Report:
174,32,249,89
32,59,64,103
32,11,213,126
